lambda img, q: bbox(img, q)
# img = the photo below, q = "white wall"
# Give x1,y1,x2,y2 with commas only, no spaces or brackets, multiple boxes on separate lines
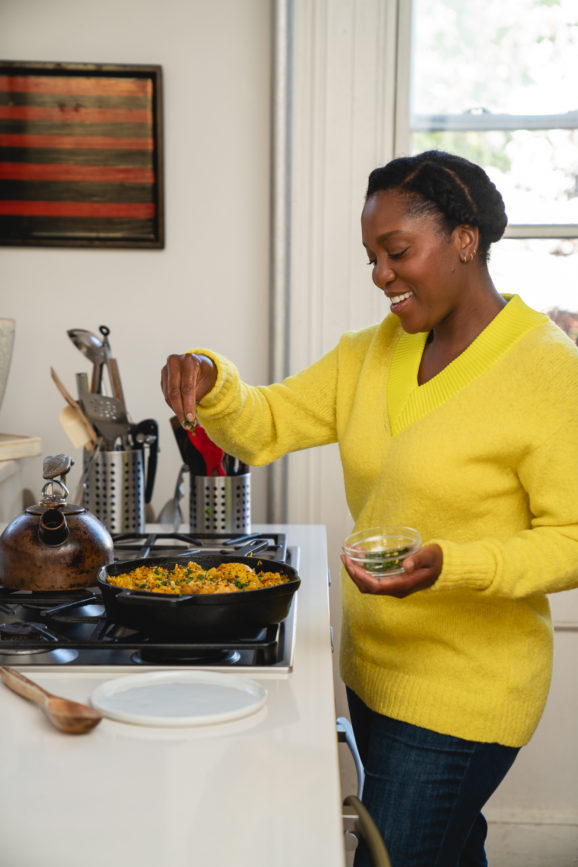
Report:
0,0,272,519
288,0,400,799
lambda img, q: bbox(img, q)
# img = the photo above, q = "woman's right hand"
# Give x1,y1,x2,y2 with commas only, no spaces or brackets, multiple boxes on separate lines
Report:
160,353,218,428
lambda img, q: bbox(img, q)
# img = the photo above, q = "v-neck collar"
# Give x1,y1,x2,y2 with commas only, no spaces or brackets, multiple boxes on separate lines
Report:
386,295,547,435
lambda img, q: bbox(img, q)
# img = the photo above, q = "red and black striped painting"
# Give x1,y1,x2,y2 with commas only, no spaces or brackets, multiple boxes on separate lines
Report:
0,62,163,247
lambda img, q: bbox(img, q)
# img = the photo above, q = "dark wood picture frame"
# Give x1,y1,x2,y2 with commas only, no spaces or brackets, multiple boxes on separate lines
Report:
0,61,164,248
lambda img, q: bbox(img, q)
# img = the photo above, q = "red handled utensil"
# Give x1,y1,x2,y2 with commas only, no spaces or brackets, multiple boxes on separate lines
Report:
187,425,225,476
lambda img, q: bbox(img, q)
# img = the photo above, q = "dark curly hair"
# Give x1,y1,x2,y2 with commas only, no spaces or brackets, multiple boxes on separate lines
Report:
366,150,507,262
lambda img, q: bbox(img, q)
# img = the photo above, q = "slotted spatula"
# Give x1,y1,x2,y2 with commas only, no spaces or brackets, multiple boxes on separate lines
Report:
80,392,130,450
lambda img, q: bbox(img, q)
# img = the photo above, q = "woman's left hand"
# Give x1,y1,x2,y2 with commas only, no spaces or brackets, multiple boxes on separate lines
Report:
341,543,443,597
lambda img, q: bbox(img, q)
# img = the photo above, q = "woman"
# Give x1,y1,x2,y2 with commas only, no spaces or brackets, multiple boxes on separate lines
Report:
161,150,578,867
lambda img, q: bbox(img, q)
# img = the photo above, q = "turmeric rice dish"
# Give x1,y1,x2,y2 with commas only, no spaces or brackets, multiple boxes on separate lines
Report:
107,561,290,595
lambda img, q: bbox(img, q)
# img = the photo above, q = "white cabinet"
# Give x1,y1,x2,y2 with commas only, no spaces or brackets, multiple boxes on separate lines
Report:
486,591,578,826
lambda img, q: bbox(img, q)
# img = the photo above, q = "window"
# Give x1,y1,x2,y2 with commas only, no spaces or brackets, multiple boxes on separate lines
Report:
401,0,578,339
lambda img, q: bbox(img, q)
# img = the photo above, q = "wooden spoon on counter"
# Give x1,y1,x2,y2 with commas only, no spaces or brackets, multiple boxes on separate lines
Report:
0,666,103,734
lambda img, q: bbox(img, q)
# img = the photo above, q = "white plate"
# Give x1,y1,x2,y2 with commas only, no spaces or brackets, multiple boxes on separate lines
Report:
90,670,267,727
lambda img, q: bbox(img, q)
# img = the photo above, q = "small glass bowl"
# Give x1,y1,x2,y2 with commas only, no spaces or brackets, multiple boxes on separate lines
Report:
342,526,421,578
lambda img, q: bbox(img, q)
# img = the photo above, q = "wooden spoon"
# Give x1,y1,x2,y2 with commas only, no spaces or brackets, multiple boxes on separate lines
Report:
59,405,94,449
0,666,102,734
50,366,98,450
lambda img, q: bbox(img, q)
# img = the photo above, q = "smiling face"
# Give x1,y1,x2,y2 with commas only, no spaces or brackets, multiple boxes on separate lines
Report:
361,189,475,334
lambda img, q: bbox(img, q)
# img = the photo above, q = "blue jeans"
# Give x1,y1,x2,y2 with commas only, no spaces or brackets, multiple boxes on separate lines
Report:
347,689,519,867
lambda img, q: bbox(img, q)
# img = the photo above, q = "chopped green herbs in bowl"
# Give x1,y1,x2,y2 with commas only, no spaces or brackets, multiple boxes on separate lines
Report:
342,526,421,578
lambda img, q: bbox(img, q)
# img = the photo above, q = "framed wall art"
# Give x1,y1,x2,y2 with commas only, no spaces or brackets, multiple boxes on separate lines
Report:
0,61,164,248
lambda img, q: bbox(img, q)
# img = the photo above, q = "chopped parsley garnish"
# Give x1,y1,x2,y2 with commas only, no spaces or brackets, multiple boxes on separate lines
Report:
364,546,410,572
184,417,197,435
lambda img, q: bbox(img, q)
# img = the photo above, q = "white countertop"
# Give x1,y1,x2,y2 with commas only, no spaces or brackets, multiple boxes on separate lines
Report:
0,524,346,867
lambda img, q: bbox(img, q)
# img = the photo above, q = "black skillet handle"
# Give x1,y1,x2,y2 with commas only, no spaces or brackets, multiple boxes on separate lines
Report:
116,590,193,605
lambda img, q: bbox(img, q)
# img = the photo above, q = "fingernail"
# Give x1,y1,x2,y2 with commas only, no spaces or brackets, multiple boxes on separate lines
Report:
185,412,194,421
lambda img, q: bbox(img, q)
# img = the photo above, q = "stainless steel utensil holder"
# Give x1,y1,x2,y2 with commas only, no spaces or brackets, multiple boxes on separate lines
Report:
82,448,145,534
190,473,251,533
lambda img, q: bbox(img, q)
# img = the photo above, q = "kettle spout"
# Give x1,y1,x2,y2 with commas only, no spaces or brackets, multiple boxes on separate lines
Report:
38,508,69,546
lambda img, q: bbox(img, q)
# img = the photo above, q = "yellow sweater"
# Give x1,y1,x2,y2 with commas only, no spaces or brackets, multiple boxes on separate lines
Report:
196,295,578,747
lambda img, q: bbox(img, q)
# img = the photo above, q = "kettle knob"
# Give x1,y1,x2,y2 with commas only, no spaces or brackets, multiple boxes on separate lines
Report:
43,454,73,480
41,455,74,506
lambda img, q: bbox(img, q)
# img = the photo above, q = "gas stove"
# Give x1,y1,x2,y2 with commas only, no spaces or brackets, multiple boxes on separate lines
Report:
0,530,299,671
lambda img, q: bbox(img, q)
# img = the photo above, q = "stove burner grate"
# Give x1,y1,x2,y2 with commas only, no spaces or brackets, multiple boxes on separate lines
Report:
0,620,58,643
0,531,295,667
111,530,288,564
0,622,42,641
132,647,241,666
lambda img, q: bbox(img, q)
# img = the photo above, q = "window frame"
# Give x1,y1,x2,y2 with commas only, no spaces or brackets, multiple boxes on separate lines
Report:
394,0,578,242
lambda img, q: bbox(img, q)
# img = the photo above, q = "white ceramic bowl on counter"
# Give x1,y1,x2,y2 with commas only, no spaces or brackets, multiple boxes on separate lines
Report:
0,319,15,413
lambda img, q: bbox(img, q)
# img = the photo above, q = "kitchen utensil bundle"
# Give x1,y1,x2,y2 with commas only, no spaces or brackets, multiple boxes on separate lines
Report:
168,416,251,533
169,416,248,477
67,325,125,406
50,325,159,534
187,425,226,476
68,325,131,450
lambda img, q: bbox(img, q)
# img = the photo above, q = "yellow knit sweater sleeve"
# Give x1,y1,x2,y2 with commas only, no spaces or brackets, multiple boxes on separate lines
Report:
193,326,379,465
193,347,338,464
433,410,578,598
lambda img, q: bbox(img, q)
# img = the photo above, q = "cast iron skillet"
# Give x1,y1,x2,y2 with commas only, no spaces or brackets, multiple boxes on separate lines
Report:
97,554,300,640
